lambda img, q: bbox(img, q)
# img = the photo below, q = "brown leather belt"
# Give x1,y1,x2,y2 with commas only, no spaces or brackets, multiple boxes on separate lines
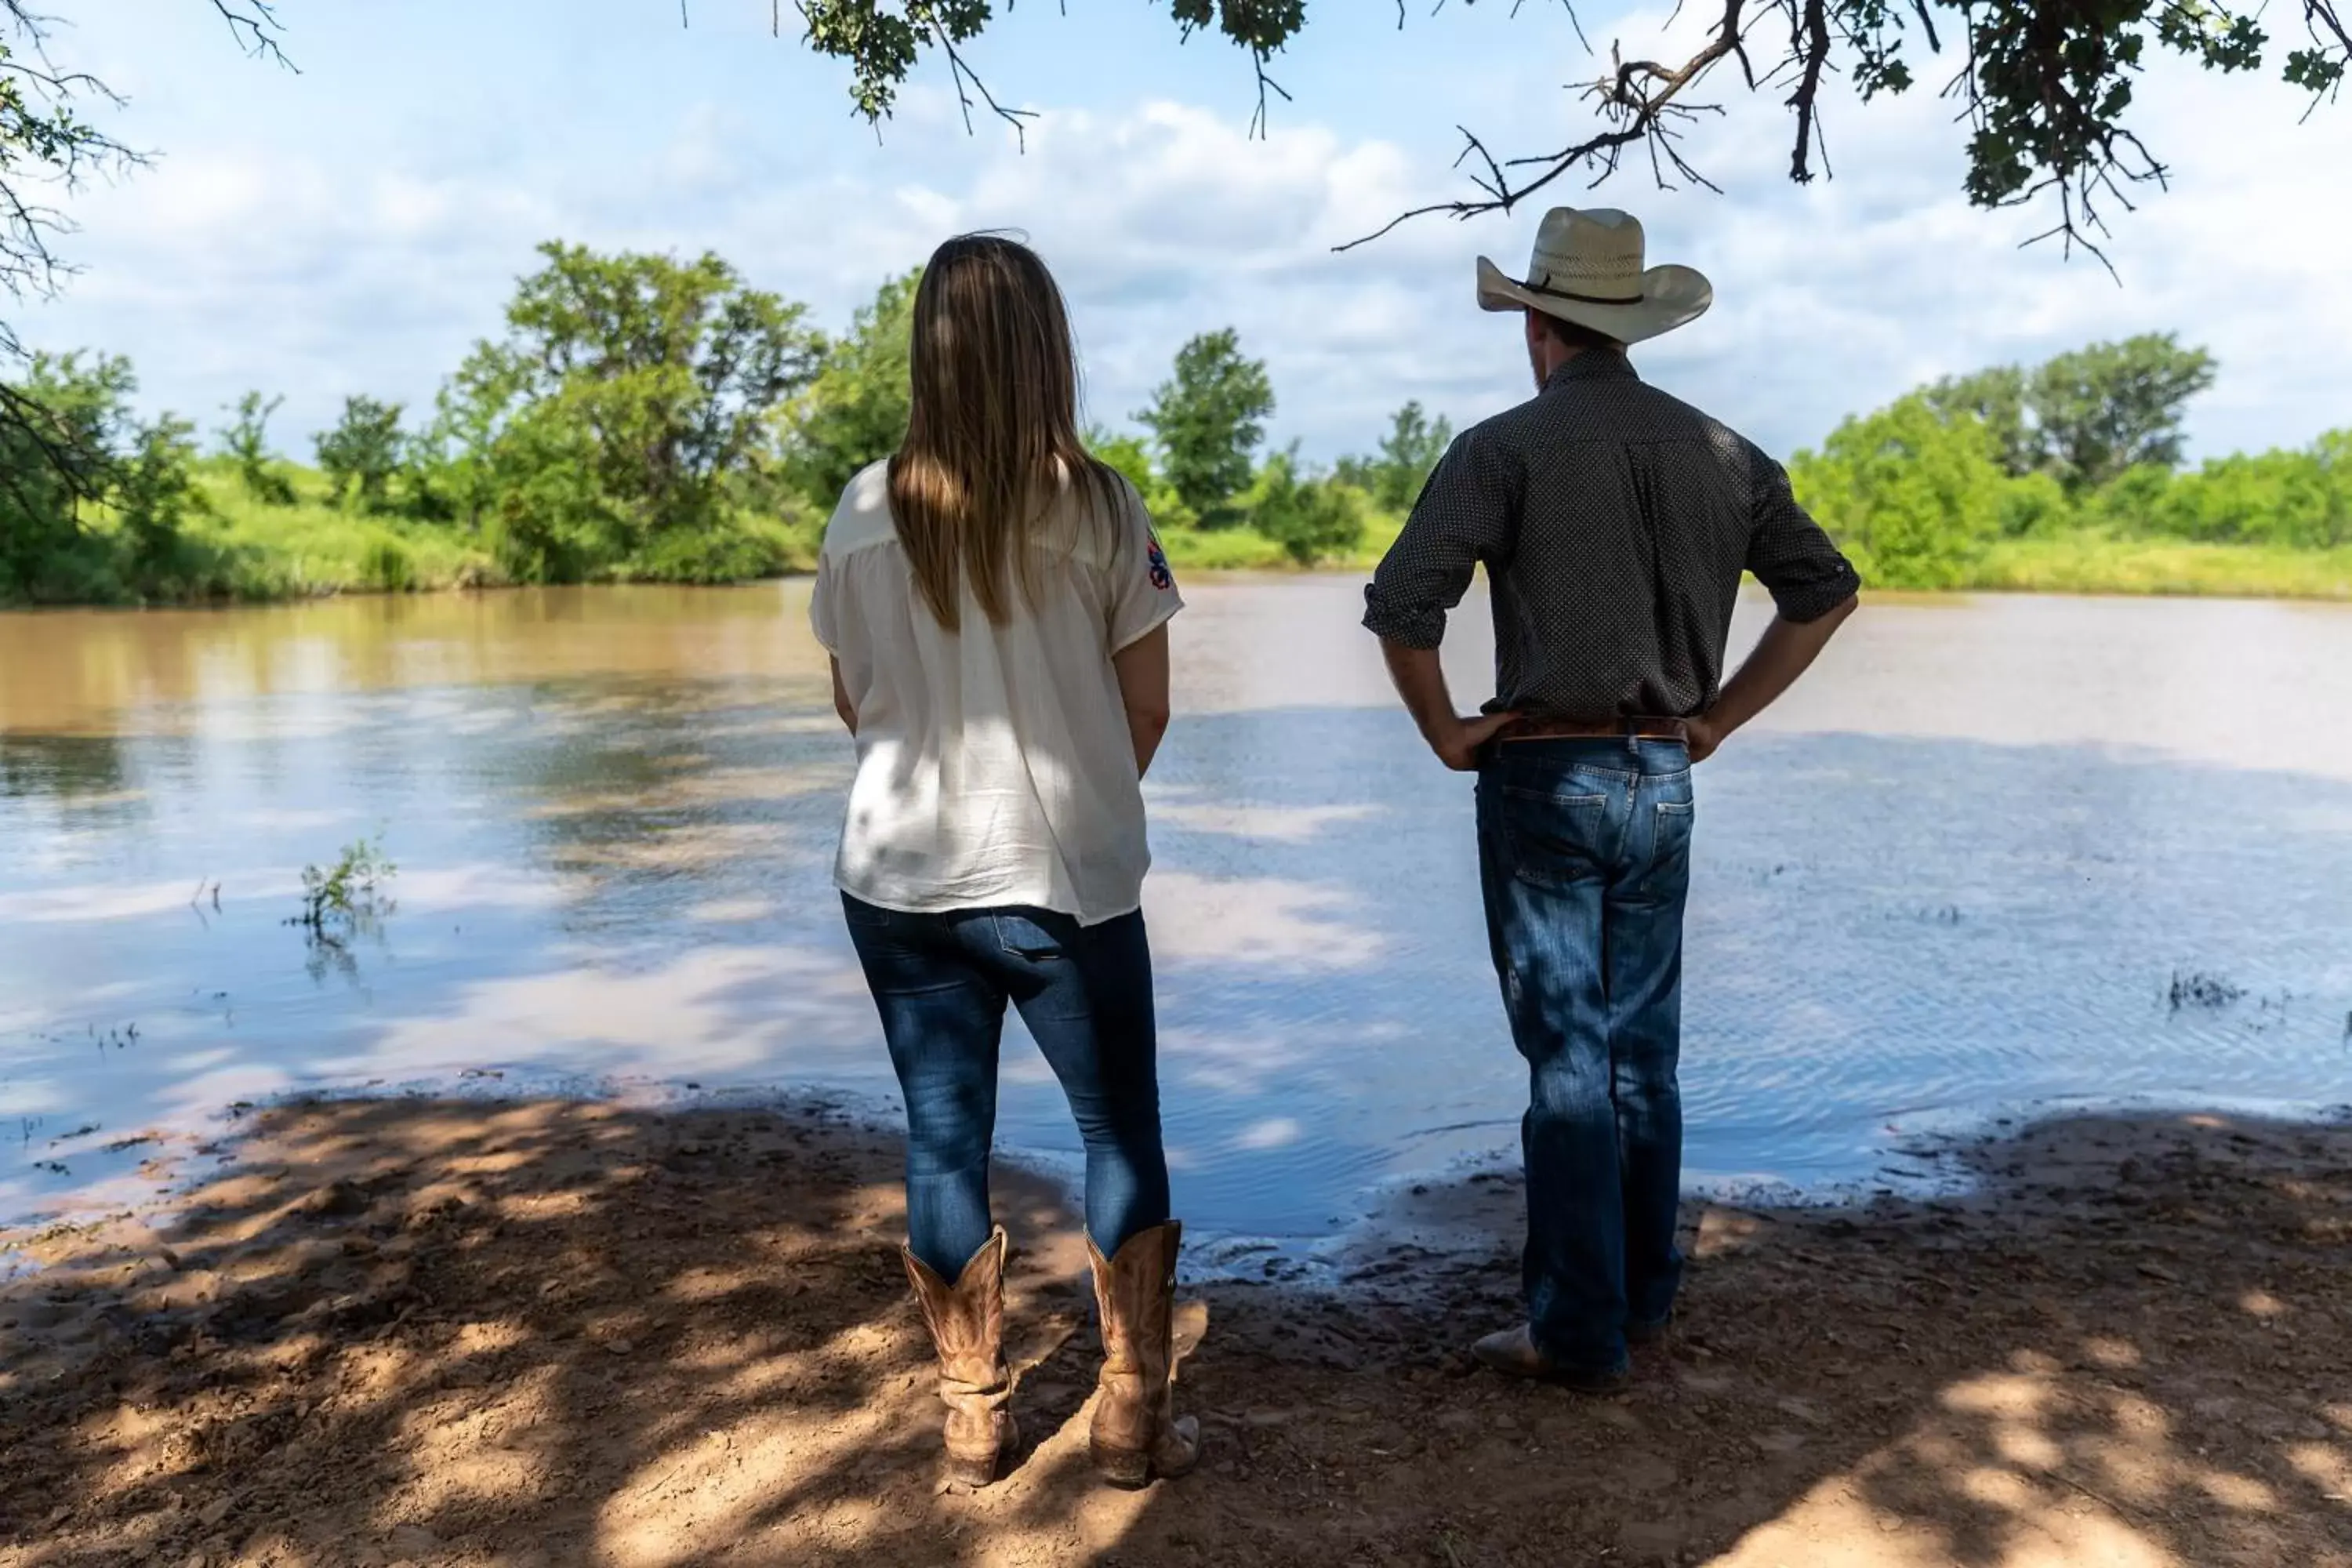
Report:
1499,715,1690,743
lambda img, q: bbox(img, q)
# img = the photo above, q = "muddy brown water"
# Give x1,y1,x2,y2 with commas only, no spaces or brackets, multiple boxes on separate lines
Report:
4,580,2350,1262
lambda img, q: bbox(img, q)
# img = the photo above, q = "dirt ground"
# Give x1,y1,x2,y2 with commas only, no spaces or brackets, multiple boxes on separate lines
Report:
2,1097,2349,1568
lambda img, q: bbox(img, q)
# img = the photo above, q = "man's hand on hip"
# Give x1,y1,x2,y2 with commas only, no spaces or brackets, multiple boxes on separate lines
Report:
1432,712,1519,771
1684,714,1722,764
1378,640,1519,772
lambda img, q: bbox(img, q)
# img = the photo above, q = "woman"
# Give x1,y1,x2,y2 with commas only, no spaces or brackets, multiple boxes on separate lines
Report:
809,233,1194,1490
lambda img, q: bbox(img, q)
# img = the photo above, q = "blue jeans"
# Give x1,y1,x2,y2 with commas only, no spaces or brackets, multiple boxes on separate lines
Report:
841,894,1172,1279
1477,738,1694,1376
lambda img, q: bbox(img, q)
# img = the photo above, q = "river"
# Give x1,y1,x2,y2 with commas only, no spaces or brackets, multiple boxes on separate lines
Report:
4,580,2350,1255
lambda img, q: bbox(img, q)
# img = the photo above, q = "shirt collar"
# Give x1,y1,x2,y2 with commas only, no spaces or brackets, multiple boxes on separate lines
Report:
1544,350,1639,391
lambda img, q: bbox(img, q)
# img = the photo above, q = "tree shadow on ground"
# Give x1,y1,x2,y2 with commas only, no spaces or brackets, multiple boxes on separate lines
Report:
3,1099,2349,1566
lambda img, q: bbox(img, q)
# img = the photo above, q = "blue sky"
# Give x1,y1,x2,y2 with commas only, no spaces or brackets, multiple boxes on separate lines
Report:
20,0,2352,467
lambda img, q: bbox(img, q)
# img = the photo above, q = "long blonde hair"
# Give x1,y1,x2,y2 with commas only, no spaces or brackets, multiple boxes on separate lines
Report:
889,233,1123,632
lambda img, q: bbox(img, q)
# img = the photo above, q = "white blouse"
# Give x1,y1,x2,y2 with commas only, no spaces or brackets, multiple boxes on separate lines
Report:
810,459,1183,927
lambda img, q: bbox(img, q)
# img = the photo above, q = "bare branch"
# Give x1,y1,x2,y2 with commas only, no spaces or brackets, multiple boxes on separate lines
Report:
1247,53,1294,140
1787,0,1831,182
1336,0,1750,250
206,1,292,68
932,20,1036,150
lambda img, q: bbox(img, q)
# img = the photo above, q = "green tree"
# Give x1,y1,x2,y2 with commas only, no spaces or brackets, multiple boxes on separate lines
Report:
2029,334,2216,492
1138,328,1274,528
2132,434,2352,548
1923,365,2038,477
115,413,206,582
779,0,2345,256
0,353,128,601
218,391,298,505
1245,445,1367,565
780,270,919,510
437,243,820,581
1365,401,1454,512
0,351,210,604
315,396,408,513
1791,393,2006,590
1089,428,1198,532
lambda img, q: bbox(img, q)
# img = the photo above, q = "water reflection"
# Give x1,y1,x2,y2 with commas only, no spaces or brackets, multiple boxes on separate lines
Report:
3,584,2351,1245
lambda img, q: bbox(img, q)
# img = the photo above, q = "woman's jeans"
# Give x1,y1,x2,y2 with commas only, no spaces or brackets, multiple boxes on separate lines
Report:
1477,739,1694,1377
841,893,1172,1279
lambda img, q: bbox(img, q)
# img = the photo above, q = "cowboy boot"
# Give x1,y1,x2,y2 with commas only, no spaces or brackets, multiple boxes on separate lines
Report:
901,1228,1019,1488
1084,1219,1200,1486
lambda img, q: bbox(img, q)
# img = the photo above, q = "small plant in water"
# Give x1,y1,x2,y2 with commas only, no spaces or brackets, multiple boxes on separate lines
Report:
290,834,397,947
2167,969,2245,1011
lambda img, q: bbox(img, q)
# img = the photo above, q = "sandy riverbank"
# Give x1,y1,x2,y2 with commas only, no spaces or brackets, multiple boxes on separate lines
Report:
2,1097,2348,1567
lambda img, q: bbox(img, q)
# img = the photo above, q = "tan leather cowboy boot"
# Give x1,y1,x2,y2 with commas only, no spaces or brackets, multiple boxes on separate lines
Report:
1084,1219,1200,1486
901,1228,1019,1488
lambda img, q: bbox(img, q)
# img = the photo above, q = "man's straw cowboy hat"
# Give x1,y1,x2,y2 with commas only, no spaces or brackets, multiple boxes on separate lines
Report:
1475,206,1712,344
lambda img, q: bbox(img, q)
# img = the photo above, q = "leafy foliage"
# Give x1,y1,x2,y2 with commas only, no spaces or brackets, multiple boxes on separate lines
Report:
218,391,297,505
1793,394,2007,590
768,0,2348,258
1138,328,1274,528
1797,336,2347,586
1351,401,1454,514
1243,445,1367,566
2029,334,2217,490
0,352,226,604
314,395,408,513
1091,428,1200,532
1924,335,2216,492
1923,365,2038,478
779,270,919,510
437,242,823,582
5,236,2343,608
291,833,396,959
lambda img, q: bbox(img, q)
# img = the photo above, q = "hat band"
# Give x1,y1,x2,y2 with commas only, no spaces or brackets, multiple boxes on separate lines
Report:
1523,270,1644,307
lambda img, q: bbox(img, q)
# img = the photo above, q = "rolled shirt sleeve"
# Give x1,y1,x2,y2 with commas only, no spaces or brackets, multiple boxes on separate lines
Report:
1362,430,1519,649
1105,477,1185,653
1744,445,1863,624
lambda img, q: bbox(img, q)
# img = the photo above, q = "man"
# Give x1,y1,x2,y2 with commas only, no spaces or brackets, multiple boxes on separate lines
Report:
1363,206,1861,1389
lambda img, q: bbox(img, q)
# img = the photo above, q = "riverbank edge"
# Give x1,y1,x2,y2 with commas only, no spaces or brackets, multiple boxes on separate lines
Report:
9,530,2352,612
3,1092,2349,1566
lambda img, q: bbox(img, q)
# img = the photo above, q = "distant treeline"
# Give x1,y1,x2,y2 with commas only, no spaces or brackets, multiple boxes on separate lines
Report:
2,245,2347,607
0,244,1444,606
1789,335,2352,589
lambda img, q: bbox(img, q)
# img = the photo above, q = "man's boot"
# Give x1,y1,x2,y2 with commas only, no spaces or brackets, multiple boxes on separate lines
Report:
1084,1219,1201,1486
902,1227,1019,1488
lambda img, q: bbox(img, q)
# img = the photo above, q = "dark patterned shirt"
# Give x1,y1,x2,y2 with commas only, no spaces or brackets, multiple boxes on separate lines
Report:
1363,351,1860,719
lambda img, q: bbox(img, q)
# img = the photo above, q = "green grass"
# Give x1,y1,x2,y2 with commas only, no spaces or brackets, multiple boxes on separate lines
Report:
1157,510,1406,574
187,465,498,597
171,460,822,601
1972,532,2352,600
1165,517,2352,603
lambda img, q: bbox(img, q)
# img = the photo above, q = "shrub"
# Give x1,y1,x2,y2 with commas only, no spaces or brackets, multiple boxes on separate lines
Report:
1244,447,1368,566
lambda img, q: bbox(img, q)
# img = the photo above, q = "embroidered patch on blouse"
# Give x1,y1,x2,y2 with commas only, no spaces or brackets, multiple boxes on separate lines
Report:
1146,535,1174,591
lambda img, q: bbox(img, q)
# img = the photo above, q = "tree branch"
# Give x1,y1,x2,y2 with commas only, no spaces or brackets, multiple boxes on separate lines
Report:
1337,0,1748,250
1787,0,1831,182
208,0,292,67
932,19,1036,149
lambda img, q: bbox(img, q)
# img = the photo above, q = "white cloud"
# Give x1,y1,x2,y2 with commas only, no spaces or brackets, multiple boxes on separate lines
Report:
18,7,2352,466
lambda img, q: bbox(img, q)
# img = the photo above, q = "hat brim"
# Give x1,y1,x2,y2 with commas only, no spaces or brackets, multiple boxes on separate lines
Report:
1475,256,1712,344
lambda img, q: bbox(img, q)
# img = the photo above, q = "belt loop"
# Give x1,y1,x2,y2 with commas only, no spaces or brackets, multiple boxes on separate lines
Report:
1622,714,1638,756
